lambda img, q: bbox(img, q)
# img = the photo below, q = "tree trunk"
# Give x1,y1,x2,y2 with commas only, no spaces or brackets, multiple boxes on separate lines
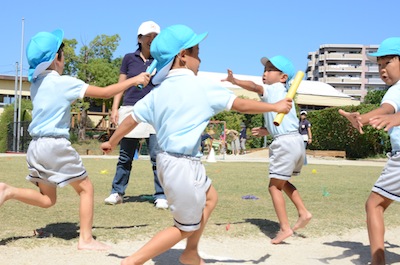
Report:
78,109,87,141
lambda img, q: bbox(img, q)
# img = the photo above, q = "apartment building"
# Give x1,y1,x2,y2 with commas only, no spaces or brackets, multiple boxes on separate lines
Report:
0,75,30,114
306,44,386,101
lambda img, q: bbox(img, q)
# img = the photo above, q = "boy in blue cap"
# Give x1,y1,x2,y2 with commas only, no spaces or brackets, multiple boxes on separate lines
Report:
0,29,150,250
101,24,293,265
222,56,312,244
339,37,400,265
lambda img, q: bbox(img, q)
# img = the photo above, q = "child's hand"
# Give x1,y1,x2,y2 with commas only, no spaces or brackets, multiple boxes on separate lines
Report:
338,109,364,134
101,142,113,154
221,69,236,84
251,127,269,137
369,114,397,131
274,98,293,114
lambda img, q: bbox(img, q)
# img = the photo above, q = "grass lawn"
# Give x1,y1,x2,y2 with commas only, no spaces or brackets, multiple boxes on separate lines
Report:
1,156,400,248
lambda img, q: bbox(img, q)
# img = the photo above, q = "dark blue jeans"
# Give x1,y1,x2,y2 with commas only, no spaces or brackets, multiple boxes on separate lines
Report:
110,134,165,200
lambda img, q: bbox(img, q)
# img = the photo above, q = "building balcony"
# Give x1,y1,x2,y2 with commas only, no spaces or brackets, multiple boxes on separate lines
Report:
319,65,362,72
366,78,385,85
319,53,363,61
322,77,362,84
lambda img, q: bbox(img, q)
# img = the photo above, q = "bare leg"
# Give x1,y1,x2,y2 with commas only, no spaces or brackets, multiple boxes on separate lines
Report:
283,181,312,231
122,227,193,265
121,185,218,265
70,177,110,251
366,192,392,265
0,182,56,208
269,179,293,244
180,185,218,265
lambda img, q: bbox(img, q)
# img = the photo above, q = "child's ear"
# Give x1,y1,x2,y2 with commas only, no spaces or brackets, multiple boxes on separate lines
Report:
281,73,289,83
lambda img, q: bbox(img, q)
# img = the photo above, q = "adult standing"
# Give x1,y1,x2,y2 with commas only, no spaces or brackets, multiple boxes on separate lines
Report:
298,110,312,165
104,21,168,209
239,123,247,155
226,129,240,155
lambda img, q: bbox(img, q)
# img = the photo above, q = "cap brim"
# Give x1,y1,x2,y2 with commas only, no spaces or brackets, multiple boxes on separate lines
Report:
52,29,64,43
260,57,269,66
183,32,208,50
367,50,400,62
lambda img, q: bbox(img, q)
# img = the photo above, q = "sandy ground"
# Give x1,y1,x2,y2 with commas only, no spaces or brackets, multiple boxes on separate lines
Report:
1,151,397,265
1,227,400,265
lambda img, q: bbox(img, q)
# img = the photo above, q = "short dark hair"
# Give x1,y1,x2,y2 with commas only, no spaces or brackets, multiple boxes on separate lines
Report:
57,42,65,60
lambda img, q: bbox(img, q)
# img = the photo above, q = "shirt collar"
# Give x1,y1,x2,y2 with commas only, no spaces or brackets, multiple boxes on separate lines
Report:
165,68,195,79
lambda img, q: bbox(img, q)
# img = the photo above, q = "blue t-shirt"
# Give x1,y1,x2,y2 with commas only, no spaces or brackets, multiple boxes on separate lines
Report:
120,49,156,106
132,69,236,157
381,80,400,151
260,82,299,137
240,127,247,139
28,70,88,138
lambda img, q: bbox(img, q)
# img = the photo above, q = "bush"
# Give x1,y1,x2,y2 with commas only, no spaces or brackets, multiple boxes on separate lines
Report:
0,100,32,152
307,105,390,159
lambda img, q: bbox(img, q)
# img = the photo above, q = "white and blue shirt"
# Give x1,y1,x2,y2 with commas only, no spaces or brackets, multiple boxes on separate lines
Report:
28,70,88,139
260,82,299,137
381,80,400,152
132,69,236,157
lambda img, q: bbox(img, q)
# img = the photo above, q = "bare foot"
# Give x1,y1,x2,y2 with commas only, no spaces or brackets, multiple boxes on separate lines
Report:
180,249,207,265
292,212,312,231
0,183,10,207
78,238,111,251
271,229,293,244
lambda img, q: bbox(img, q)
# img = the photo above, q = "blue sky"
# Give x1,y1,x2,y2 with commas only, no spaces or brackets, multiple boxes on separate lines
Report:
0,0,398,79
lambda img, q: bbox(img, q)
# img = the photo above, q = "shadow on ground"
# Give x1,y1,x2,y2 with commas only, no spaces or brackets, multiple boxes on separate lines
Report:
109,248,271,264
123,194,155,204
317,240,400,265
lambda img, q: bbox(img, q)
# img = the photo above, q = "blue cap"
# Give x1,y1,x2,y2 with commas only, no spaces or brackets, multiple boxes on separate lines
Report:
260,55,296,81
150,24,208,84
26,29,64,82
367,37,400,62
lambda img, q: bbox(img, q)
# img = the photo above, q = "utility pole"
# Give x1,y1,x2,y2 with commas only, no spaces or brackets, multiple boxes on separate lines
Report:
13,62,19,152
17,17,24,152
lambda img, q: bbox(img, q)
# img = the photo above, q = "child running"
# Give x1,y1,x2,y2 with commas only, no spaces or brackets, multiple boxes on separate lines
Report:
0,29,150,250
222,55,312,244
339,37,400,265
101,24,293,265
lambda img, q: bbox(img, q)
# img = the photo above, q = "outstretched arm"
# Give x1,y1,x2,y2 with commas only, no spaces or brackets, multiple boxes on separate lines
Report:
231,97,292,114
85,72,150,99
339,103,395,134
101,115,138,153
369,112,400,131
221,69,264,94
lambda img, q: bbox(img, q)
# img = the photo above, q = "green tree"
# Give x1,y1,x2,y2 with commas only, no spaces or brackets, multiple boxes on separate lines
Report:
65,34,121,141
363,89,387,105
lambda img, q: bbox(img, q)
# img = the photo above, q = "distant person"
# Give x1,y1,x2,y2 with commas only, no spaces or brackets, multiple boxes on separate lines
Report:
101,24,293,265
223,55,312,244
339,37,400,265
200,130,213,154
104,21,168,209
225,129,240,155
0,29,150,250
239,123,247,155
298,110,312,164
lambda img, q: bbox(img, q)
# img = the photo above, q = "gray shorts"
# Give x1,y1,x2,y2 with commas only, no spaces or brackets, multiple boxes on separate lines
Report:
156,152,212,232
372,152,400,202
269,133,305,180
26,137,88,187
